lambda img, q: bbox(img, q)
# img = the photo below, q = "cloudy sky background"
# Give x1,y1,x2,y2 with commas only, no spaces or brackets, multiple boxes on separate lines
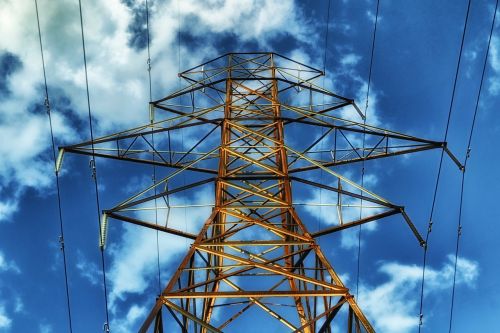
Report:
1,0,499,332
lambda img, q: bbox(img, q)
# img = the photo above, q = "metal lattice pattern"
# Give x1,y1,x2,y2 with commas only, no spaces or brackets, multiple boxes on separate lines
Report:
60,53,460,332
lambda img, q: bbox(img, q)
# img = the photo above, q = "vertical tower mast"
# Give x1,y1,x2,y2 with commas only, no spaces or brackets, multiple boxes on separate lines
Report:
140,53,374,332
60,53,461,332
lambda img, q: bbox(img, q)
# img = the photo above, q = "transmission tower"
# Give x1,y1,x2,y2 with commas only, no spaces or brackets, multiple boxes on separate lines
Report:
59,53,461,332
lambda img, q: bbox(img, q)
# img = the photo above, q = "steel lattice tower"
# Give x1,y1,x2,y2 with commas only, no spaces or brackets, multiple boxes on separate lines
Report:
60,53,460,332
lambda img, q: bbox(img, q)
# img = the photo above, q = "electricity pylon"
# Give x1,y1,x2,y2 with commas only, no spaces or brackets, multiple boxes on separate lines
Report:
60,53,461,332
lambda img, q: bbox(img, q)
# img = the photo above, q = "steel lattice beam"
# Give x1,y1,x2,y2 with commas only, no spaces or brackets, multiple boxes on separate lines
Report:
61,52,462,332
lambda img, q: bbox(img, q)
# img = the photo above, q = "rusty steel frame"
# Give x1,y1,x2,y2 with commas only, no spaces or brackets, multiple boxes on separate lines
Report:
60,52,462,332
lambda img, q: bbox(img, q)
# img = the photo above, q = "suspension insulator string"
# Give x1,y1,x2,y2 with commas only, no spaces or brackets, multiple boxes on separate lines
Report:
448,1,498,332
418,1,472,330
34,1,74,332
77,0,111,330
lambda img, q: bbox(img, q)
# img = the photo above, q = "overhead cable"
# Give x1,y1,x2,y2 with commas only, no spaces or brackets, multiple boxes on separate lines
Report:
34,0,74,331
418,1,472,330
448,1,498,332
77,0,111,329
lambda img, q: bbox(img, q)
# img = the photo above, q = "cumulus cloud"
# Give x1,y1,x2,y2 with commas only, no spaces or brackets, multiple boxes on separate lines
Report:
0,251,20,331
359,254,479,333
0,201,18,222
107,185,213,311
488,36,500,94
111,304,147,333
13,298,23,314
76,250,102,286
0,0,392,329
0,251,20,274
178,0,314,46
340,53,362,67
39,323,53,333
0,0,319,222
0,1,79,222
0,305,12,330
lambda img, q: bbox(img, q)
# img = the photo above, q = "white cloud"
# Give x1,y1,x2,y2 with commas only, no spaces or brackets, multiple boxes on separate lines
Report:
464,49,478,62
359,254,479,333
0,251,20,274
39,323,52,333
178,0,313,46
76,250,101,286
0,0,79,222
0,1,394,329
0,0,330,316
110,304,147,333
0,305,11,330
340,53,362,67
366,9,382,24
489,36,500,72
0,252,20,331
0,0,319,222
13,297,23,314
107,186,213,311
351,80,382,126
488,36,500,94
0,201,17,222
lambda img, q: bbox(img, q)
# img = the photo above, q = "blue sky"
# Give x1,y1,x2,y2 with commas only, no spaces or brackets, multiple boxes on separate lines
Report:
0,0,499,332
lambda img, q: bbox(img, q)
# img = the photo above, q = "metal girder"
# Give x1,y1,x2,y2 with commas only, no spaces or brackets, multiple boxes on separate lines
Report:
60,52,462,332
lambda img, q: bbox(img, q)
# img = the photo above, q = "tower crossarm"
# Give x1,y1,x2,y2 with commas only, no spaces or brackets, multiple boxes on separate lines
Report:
59,53,464,332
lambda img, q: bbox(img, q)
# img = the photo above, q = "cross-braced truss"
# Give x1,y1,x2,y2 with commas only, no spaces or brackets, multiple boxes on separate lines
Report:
60,52,461,332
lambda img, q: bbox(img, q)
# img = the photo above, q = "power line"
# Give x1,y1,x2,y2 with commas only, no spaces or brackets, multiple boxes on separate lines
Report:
145,0,162,295
77,0,111,330
318,0,332,247
322,0,332,75
176,0,188,248
448,1,498,331
356,0,380,299
418,0,472,330
34,1,74,331
364,0,380,112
